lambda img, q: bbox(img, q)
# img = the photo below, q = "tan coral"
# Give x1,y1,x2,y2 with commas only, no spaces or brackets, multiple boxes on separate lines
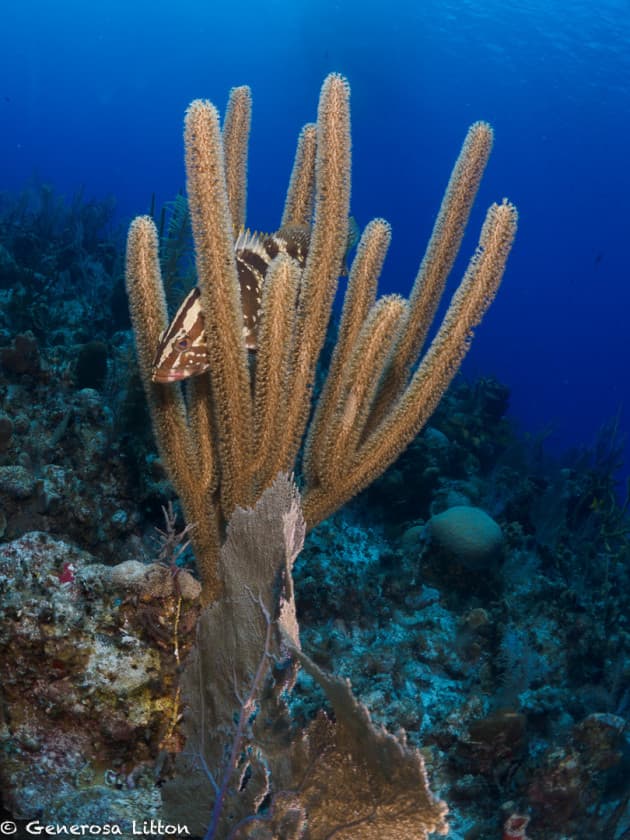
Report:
126,73,517,604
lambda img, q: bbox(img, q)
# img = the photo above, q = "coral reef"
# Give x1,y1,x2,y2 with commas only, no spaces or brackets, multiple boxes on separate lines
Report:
292,378,630,838
0,531,200,823
0,109,628,839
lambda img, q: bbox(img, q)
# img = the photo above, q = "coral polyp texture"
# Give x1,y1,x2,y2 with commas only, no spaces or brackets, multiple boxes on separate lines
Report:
125,72,517,604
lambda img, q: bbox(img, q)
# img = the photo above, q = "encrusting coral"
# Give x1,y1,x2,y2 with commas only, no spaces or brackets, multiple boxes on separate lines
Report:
125,73,517,603
0,531,201,822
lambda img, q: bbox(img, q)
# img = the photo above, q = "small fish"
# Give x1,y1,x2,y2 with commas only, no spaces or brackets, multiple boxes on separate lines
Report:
151,227,309,383
151,219,357,384
151,285,207,383
341,215,359,275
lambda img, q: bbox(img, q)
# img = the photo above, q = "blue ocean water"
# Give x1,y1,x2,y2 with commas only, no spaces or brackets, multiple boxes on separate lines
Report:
2,0,629,471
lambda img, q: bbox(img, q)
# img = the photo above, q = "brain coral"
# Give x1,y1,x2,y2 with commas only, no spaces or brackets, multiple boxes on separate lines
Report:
428,505,503,568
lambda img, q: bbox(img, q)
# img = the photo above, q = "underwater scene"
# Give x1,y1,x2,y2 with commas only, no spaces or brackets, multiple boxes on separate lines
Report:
1,0,629,838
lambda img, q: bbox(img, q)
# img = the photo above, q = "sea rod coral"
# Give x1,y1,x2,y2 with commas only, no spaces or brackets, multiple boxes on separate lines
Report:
125,73,517,603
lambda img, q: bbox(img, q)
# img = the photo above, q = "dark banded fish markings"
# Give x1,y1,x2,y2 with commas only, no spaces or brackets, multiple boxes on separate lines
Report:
151,226,309,383
152,286,207,383
234,228,271,350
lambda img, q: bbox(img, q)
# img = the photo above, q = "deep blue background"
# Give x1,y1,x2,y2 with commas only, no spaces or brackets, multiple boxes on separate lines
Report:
2,0,629,477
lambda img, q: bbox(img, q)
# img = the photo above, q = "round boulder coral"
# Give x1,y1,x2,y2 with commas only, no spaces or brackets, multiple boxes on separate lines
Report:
428,505,502,568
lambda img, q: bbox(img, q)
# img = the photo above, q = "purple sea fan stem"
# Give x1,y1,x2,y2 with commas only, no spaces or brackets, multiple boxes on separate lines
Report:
203,593,273,840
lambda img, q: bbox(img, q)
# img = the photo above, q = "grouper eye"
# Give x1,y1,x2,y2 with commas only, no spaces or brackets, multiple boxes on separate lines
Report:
178,339,189,349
